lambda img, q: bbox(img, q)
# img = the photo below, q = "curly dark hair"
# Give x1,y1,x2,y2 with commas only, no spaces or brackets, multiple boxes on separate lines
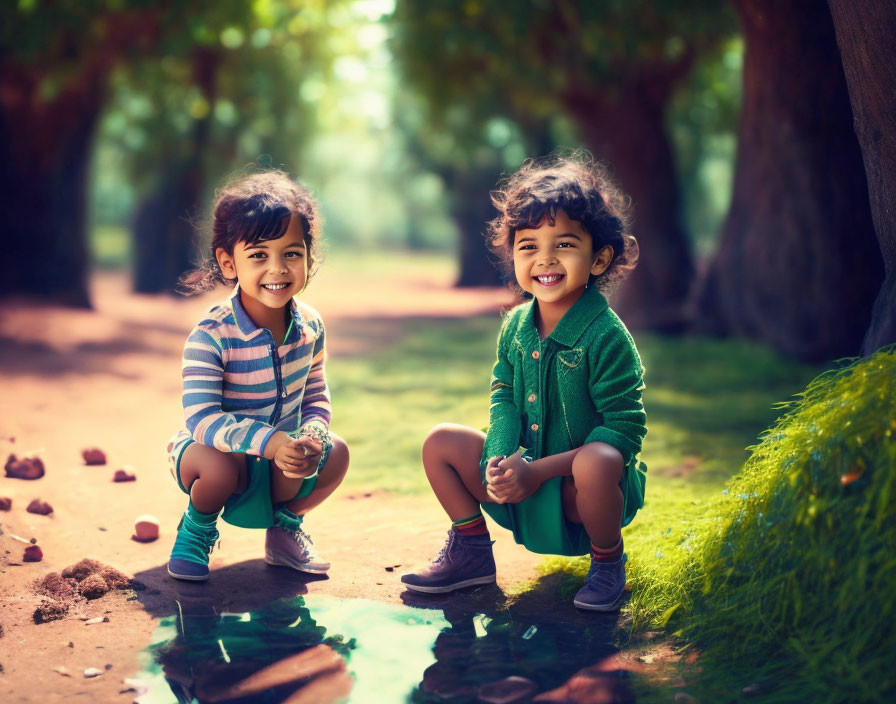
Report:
487,151,638,294
181,169,323,293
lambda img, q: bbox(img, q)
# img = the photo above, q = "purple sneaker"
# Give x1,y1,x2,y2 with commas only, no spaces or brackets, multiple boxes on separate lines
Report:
401,529,496,594
265,524,330,574
573,554,627,611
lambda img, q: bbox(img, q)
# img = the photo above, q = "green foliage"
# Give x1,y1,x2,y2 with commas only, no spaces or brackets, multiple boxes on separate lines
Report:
616,349,895,702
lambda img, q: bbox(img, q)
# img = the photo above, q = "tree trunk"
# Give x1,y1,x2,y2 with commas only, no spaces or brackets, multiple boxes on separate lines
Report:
564,74,695,333
0,70,104,307
133,48,219,294
698,0,883,361
447,168,504,288
828,0,896,355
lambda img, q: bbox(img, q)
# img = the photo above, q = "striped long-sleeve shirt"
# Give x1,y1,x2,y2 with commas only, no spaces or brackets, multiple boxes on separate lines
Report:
179,286,331,457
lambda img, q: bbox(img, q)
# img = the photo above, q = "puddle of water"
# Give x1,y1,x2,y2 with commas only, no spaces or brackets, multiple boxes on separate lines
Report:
134,592,633,703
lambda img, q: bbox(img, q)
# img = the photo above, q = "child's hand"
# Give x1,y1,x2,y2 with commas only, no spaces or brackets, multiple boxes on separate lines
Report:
486,450,537,504
273,438,316,479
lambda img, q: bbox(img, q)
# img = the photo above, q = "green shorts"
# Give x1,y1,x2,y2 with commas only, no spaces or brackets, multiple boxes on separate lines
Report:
166,430,322,529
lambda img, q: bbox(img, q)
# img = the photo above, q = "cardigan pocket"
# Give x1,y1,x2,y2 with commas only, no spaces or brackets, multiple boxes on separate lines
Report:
557,348,584,369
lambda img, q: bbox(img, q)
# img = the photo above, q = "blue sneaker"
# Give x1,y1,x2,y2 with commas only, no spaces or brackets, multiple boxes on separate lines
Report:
401,529,496,594
573,554,627,611
167,512,219,582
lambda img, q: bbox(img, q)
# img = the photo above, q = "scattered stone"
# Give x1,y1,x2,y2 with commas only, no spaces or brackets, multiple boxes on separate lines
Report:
34,599,70,623
68,642,74,648
478,676,538,704
23,545,43,562
83,667,103,678
113,468,136,482
4,454,45,480
0,497,11,511
98,526,106,531
53,666,72,677
133,514,160,542
81,448,107,466
80,575,110,600
8,532,34,544
84,616,109,625
26,499,53,515
105,663,113,670
384,564,401,572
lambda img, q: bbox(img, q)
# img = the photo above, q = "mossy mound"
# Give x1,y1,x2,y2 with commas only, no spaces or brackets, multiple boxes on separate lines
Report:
627,347,895,702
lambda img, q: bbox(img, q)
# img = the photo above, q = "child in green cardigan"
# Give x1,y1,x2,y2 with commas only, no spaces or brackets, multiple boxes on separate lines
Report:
402,153,647,610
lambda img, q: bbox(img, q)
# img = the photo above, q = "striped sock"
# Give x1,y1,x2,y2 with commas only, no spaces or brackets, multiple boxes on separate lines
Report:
591,537,623,562
453,513,489,537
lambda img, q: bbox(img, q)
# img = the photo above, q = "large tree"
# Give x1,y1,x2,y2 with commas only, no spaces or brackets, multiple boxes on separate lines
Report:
0,1,328,305
697,0,883,361
392,1,736,331
828,0,896,355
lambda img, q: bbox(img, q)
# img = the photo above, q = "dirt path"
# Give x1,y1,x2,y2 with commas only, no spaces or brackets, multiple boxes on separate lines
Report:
1,266,577,702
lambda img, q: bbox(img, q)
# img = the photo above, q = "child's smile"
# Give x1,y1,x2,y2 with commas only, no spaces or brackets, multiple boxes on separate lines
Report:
513,209,610,311
216,214,308,331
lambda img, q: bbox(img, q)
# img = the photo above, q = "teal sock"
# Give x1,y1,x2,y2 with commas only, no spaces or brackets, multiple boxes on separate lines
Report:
187,500,219,525
274,506,303,533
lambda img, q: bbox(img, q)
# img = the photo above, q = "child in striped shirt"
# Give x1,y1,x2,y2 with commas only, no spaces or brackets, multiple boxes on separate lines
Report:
165,170,349,582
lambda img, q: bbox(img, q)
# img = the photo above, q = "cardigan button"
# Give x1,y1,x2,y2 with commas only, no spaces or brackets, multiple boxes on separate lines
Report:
531,423,539,432
532,350,540,359
528,393,536,403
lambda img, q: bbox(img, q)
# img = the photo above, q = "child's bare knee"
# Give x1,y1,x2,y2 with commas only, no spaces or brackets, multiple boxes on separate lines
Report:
571,443,623,486
326,437,350,479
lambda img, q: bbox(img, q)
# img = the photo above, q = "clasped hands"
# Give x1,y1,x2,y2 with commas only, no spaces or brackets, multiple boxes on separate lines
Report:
272,430,323,479
485,449,538,504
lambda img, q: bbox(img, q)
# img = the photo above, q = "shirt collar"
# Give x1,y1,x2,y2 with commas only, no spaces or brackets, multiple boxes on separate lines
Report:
228,284,305,339
518,285,608,348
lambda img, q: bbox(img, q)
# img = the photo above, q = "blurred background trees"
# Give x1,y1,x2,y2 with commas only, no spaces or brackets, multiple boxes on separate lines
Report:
1,0,893,360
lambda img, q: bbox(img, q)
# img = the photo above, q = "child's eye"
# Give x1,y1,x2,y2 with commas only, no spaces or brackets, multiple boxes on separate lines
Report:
517,244,536,251
248,252,266,259
557,242,573,248
285,251,304,258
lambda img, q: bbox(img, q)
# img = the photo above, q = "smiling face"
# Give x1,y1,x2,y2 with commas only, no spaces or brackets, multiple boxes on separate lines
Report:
215,214,308,328
512,209,613,314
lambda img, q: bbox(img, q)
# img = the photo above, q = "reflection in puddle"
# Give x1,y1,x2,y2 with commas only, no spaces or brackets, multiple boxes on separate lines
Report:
136,590,635,703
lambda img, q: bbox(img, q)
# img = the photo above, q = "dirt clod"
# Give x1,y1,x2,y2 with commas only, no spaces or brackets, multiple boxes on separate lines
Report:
0,497,11,510
34,599,69,623
4,454,45,480
62,559,104,581
26,499,53,515
133,515,159,542
113,469,136,482
79,574,110,600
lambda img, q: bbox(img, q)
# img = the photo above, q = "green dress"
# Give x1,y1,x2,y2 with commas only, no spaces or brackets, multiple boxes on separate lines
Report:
480,285,648,556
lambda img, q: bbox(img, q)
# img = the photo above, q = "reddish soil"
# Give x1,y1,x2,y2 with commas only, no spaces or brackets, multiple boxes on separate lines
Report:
0,267,553,702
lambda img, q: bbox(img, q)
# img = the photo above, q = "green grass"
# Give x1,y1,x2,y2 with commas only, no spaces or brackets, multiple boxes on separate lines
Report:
330,321,821,497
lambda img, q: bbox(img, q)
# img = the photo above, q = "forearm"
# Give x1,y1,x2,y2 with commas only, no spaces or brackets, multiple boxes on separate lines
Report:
526,449,579,484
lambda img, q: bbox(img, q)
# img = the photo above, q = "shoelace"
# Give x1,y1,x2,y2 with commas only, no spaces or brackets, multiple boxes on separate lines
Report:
290,526,314,555
432,530,456,565
179,517,219,557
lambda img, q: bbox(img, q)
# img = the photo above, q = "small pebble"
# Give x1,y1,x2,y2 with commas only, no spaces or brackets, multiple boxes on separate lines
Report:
113,468,136,482
26,498,53,515
83,667,103,678
0,497,11,511
133,515,160,542
53,666,71,677
4,453,45,480
23,545,43,562
84,617,108,625
81,448,107,465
